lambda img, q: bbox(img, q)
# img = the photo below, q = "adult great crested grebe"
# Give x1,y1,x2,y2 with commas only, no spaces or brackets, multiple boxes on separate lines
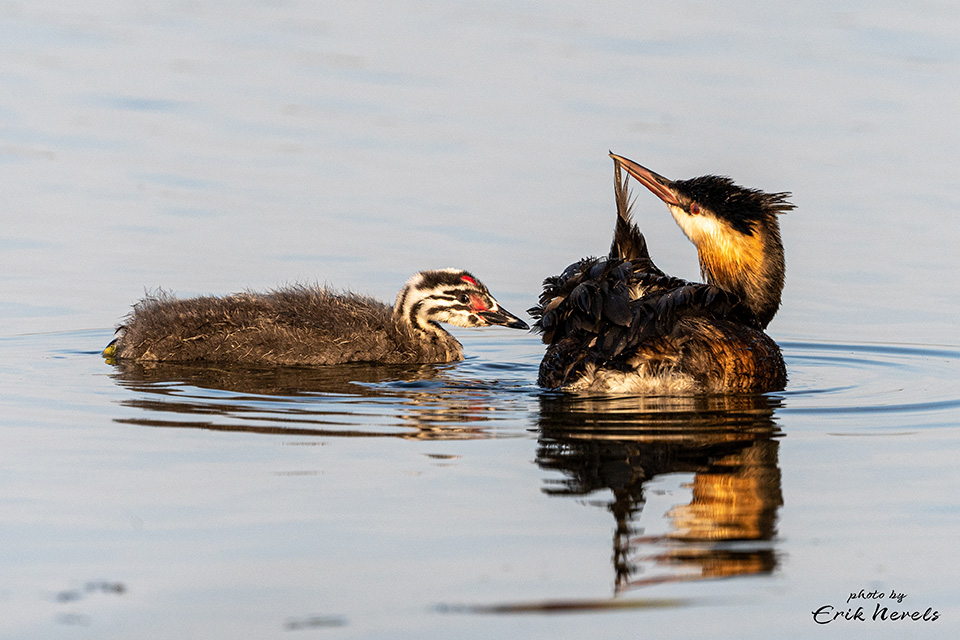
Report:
104,269,528,366
529,153,793,394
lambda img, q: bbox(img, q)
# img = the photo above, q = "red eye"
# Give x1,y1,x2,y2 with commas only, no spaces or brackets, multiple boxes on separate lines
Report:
689,203,701,215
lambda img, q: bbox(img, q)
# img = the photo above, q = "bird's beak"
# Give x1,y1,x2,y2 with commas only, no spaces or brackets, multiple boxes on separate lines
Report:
609,152,682,206
479,307,529,330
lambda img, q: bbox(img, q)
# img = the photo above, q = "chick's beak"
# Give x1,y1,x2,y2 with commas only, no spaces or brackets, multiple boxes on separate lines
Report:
479,307,529,330
609,152,682,207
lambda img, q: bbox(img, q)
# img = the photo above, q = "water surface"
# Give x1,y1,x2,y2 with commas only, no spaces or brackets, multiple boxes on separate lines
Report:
3,1,960,638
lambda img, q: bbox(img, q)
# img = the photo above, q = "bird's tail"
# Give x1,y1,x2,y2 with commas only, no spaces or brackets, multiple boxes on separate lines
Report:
608,154,660,275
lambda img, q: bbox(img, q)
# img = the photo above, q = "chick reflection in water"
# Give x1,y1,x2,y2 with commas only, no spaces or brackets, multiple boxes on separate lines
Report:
537,393,783,592
110,359,516,441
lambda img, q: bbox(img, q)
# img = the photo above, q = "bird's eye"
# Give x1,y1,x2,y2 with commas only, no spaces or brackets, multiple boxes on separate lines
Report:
458,293,471,304
689,203,701,215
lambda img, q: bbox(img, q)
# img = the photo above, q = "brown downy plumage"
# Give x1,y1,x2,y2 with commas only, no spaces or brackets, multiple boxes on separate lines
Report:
529,154,793,394
105,269,527,366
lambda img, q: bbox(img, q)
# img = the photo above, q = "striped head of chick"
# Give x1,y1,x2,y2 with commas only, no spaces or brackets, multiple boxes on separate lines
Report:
395,269,528,336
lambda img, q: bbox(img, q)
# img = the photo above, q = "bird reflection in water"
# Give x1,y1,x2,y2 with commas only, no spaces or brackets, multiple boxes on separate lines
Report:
536,392,783,593
108,359,525,440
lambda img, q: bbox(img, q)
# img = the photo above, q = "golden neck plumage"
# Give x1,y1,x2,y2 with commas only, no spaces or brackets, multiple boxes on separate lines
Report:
682,215,784,329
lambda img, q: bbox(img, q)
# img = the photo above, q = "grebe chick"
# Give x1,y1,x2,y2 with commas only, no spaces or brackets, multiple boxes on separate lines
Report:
529,154,793,394
104,269,528,366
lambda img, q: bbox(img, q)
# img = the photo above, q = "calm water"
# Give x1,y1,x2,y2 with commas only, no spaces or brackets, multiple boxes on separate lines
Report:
3,1,960,638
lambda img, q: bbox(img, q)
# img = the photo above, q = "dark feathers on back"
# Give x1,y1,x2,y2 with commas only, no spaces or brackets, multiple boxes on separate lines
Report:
529,256,762,390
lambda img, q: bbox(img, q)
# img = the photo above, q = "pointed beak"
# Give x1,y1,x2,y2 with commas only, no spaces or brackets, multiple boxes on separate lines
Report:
609,152,682,207
479,306,529,330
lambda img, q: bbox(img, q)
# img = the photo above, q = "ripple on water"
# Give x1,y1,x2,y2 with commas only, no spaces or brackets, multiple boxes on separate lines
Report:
777,340,960,427
6,330,958,438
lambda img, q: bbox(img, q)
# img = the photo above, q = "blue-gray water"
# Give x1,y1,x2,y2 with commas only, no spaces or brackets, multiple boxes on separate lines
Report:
3,1,960,638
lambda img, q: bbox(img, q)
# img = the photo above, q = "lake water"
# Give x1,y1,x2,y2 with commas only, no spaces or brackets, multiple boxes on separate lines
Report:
3,1,960,638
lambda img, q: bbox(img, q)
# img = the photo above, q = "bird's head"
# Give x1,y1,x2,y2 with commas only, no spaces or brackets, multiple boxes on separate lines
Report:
610,153,794,328
395,269,528,334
